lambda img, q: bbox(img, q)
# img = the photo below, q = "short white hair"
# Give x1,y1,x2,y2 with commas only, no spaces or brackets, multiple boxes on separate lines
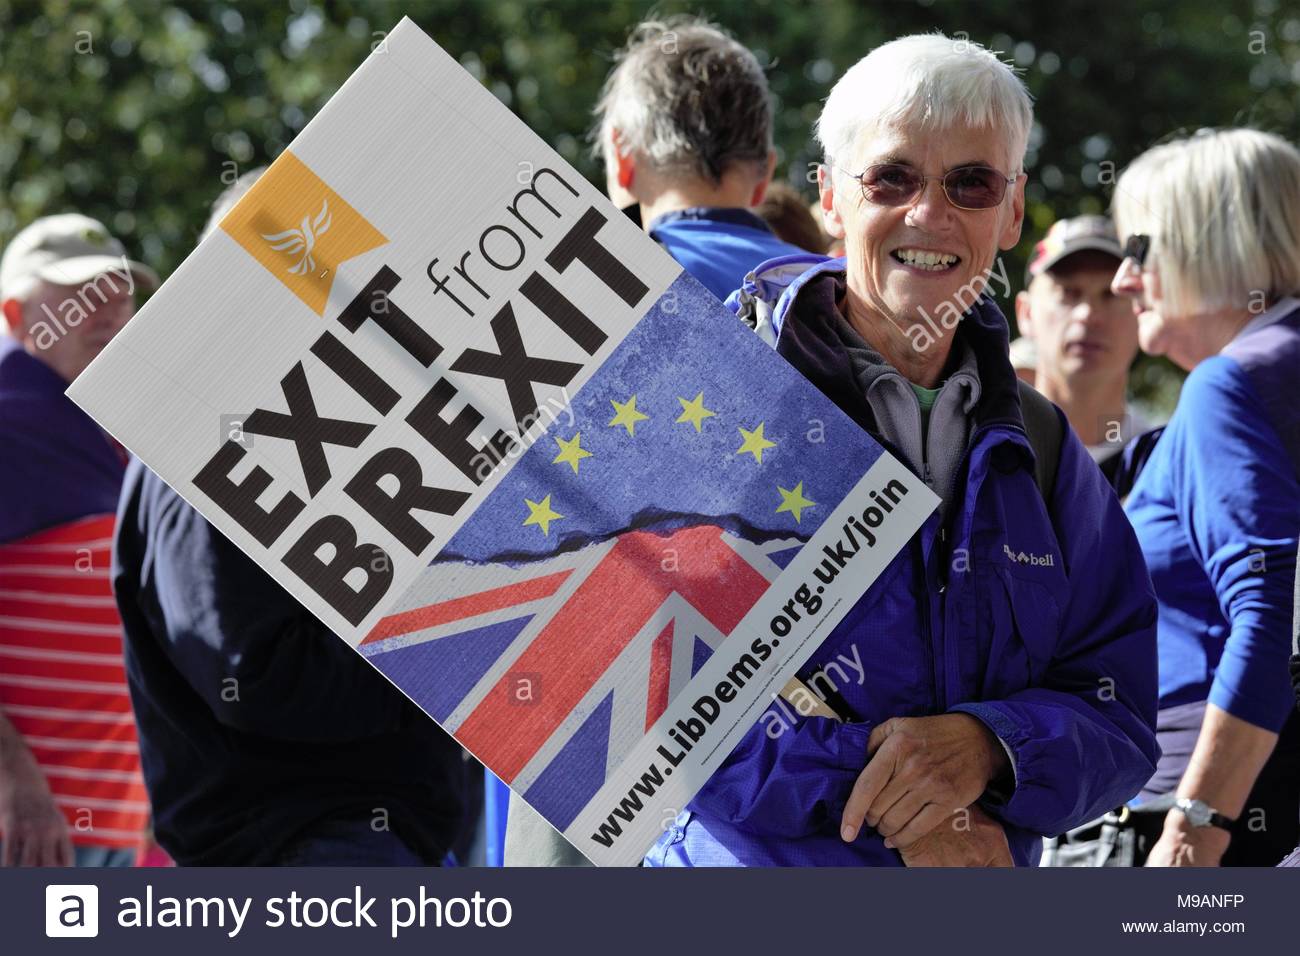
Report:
816,34,1033,171
1113,128,1300,317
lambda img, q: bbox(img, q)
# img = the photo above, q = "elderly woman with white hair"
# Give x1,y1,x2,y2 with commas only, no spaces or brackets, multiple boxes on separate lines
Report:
1111,129,1300,867
644,34,1160,868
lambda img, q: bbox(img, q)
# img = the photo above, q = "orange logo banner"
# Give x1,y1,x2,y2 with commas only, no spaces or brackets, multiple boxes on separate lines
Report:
220,151,388,315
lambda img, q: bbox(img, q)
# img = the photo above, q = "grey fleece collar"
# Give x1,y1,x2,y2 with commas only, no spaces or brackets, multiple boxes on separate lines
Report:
829,306,982,510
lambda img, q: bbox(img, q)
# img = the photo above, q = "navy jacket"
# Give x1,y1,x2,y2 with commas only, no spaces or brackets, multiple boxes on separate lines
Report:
0,337,124,542
647,258,1160,866
112,459,466,865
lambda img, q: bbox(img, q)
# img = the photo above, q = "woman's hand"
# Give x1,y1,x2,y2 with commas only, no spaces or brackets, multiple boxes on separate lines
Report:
1145,812,1231,867
897,804,1014,867
840,713,1010,850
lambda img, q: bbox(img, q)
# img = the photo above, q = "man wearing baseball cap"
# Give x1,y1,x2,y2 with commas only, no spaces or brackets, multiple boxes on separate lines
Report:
1014,215,1154,476
0,214,156,866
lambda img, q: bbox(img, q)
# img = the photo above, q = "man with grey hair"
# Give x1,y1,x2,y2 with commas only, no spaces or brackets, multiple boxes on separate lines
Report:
504,16,808,868
0,215,156,866
594,15,805,300
644,34,1159,867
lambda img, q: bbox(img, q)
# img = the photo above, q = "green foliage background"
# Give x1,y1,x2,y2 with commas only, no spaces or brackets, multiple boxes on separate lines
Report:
2,0,1298,411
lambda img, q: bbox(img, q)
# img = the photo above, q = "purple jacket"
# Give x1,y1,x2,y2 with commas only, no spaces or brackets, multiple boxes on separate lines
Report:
646,258,1160,866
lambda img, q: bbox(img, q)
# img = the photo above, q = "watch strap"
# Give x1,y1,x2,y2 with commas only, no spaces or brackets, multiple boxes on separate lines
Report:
1206,808,1236,831
1176,797,1236,832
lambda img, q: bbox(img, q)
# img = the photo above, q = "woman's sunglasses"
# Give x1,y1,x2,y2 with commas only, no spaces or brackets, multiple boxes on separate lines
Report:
842,162,1018,211
1122,234,1151,267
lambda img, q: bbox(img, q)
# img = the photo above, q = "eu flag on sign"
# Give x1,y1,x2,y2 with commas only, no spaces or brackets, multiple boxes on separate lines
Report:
362,272,883,832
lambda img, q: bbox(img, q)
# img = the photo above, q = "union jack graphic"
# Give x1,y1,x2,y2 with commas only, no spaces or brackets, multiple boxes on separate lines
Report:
358,273,881,838
362,527,805,830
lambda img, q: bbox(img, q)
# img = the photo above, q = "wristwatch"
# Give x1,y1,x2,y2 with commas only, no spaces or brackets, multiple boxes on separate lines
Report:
1173,797,1236,832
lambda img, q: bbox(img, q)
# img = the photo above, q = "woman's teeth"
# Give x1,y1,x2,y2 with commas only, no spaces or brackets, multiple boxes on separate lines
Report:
892,249,959,271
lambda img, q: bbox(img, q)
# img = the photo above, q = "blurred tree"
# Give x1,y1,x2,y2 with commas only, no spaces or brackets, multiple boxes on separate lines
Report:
1,0,1297,410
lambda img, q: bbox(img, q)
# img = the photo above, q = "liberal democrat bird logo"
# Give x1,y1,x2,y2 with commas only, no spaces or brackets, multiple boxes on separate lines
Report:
261,199,332,275
222,151,386,314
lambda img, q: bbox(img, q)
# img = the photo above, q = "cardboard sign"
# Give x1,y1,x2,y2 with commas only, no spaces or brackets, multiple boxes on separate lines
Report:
68,18,937,864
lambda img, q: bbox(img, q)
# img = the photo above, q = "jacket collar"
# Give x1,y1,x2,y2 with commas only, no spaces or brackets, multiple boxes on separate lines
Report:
647,206,774,235
1232,295,1300,341
0,335,69,397
773,265,1026,437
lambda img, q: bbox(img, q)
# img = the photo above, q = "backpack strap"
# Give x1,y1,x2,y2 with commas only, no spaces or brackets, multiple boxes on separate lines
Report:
1017,380,1064,505
1109,425,1166,503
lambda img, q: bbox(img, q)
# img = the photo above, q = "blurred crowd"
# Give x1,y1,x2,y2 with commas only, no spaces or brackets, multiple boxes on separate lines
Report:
1,15,1297,869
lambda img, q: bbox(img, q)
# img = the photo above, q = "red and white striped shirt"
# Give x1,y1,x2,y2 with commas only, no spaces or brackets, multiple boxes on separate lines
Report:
0,514,148,849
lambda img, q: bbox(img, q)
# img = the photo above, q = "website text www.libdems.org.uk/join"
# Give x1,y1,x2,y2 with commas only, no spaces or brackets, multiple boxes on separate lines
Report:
588,476,913,850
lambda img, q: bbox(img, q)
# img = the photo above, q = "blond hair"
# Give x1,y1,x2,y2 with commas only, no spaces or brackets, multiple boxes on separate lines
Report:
1112,129,1300,317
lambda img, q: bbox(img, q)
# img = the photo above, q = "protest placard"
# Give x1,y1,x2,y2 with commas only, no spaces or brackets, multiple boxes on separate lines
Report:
67,17,937,864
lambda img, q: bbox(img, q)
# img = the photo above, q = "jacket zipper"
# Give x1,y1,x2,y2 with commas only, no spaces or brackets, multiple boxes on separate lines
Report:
913,530,940,709
930,423,1007,710
936,422,1028,708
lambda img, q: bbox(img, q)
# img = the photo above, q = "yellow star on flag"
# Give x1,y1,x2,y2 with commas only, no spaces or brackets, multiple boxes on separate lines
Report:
552,432,592,474
675,392,716,433
775,481,816,523
736,422,777,463
608,395,649,436
522,494,563,536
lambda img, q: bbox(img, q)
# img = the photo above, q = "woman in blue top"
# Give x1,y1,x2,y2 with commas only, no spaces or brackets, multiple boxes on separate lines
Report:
1113,129,1300,866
